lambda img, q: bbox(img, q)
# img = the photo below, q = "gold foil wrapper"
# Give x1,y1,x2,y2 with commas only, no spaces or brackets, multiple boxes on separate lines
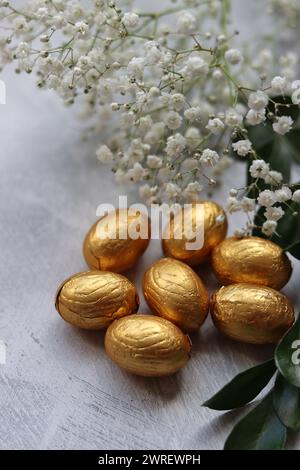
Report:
105,315,192,377
211,283,294,344
143,257,209,332
83,209,151,273
55,271,139,330
162,200,227,266
211,236,292,290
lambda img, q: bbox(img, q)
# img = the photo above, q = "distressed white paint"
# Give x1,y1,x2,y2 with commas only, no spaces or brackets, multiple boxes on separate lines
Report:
0,0,299,450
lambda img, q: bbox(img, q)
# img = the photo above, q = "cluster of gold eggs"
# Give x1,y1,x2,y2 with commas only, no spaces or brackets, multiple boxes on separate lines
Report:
55,201,294,377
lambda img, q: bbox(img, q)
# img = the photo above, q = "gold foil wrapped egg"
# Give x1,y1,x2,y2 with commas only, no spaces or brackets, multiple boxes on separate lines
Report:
211,283,294,344
143,258,209,332
83,209,151,273
105,315,191,377
55,271,139,330
162,201,228,266
211,236,292,290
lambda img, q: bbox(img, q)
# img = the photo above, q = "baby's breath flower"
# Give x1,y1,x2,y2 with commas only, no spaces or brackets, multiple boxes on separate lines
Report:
275,187,292,202
225,108,243,127
227,196,241,213
264,206,284,221
273,115,293,135
225,48,243,65
271,75,288,93
262,220,277,236
292,189,300,203
248,91,269,110
164,111,182,130
96,145,113,163
122,12,139,28
246,109,266,125
258,189,277,207
232,139,252,157
241,197,256,212
200,149,220,167
206,118,224,134
1,0,299,225
249,160,270,179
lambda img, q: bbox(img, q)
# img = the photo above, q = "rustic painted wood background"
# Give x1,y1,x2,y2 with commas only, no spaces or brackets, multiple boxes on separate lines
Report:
0,0,299,450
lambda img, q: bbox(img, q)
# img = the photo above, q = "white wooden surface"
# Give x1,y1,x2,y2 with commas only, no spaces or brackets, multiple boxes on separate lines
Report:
0,0,299,450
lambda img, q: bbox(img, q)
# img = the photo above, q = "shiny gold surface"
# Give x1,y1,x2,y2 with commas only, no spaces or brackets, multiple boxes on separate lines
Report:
55,271,139,330
143,258,209,332
211,237,292,290
105,315,192,377
211,283,294,344
83,209,151,273
162,200,227,266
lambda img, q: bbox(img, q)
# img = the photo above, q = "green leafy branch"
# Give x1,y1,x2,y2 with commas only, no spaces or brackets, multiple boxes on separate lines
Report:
240,96,300,259
203,314,300,449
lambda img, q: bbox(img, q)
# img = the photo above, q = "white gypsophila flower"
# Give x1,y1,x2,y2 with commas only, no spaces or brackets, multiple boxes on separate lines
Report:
74,21,89,36
271,76,288,93
176,11,196,34
122,12,139,28
249,160,270,178
249,160,270,179
275,187,292,202
232,139,252,157
248,91,269,110
273,115,293,135
264,206,285,221
292,189,300,203
165,182,181,199
241,197,256,212
258,189,277,207
139,184,157,201
165,133,186,158
225,48,243,65
184,107,201,122
200,148,220,166
164,111,183,130
264,170,283,185
227,196,241,213
185,127,201,139
170,93,185,111
120,111,135,129
246,109,266,126
292,80,300,89
147,155,162,169
206,118,225,134
225,108,243,127
145,42,163,65
182,182,203,201
127,57,145,79
15,42,31,58
181,56,209,80
96,145,113,163
262,220,277,236
128,162,146,182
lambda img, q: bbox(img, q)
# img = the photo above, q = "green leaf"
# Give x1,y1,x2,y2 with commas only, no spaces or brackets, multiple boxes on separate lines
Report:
224,393,287,450
286,129,300,164
247,123,291,183
273,373,300,431
275,313,300,387
203,359,276,410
